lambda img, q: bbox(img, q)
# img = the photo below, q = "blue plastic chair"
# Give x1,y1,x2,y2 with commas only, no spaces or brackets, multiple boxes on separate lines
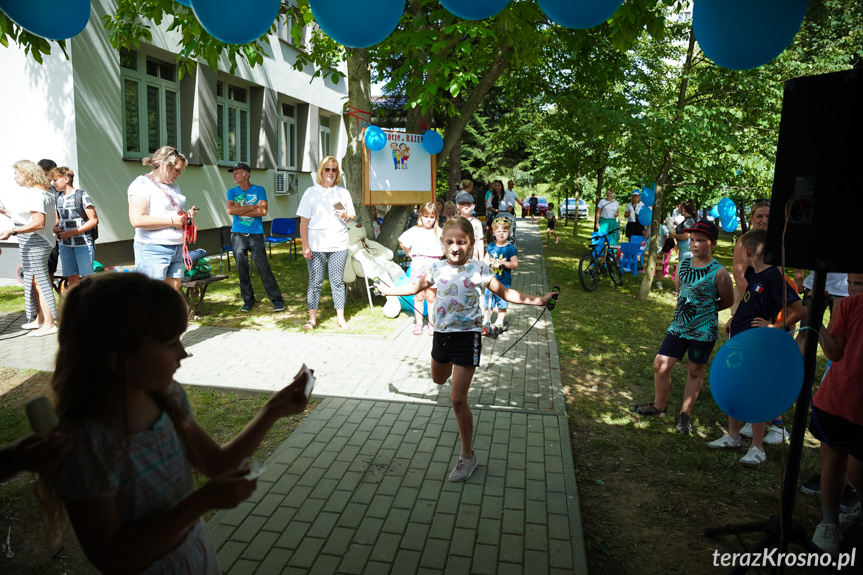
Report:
619,242,642,276
265,218,298,260
219,226,233,273
629,235,647,264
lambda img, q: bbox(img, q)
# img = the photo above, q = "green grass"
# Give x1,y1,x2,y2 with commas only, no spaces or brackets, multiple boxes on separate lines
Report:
544,218,830,574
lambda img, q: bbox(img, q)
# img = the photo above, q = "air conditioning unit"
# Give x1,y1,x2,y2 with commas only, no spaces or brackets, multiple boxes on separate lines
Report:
274,171,298,196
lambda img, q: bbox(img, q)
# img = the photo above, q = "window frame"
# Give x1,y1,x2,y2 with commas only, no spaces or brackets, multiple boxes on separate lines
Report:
120,49,180,159
278,102,298,171
319,115,331,160
216,81,251,166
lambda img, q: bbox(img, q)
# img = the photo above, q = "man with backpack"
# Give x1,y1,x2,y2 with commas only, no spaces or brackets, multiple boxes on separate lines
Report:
50,167,98,288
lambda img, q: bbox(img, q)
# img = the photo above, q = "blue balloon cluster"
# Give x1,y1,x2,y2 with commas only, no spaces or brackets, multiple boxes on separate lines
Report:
710,327,803,423
192,0,281,45
638,206,652,228
423,130,444,155
364,126,387,152
721,216,739,233
709,205,720,219
0,0,91,41
640,186,654,207
536,0,624,29
310,0,405,48
439,0,509,20
693,0,808,70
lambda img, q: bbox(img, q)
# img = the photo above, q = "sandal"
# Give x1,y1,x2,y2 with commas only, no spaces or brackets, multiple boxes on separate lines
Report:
302,321,316,331
629,402,667,417
412,324,423,335
338,321,352,330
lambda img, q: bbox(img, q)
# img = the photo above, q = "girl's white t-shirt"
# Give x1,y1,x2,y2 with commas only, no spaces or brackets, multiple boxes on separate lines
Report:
426,260,495,332
127,175,186,245
21,188,57,246
398,226,443,259
297,184,355,252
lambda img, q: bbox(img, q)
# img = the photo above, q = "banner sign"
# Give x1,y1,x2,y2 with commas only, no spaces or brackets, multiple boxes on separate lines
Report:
362,129,436,206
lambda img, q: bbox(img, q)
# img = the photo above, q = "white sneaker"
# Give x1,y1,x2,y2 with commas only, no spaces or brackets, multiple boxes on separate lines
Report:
812,522,842,555
26,325,58,338
739,422,754,438
707,434,741,449
763,425,786,445
21,320,42,330
740,446,766,468
840,508,862,530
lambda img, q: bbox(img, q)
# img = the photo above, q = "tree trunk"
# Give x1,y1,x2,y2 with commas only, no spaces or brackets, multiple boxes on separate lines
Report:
636,31,697,300
448,139,462,200
343,48,372,238
593,166,605,231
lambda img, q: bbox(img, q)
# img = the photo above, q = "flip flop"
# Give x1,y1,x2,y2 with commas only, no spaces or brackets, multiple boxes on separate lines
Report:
302,321,316,331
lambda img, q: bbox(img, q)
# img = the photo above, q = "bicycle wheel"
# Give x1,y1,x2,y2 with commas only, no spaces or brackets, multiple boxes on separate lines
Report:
607,256,623,286
579,253,600,292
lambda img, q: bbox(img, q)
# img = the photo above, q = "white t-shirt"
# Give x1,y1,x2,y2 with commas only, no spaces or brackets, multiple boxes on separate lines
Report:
20,188,57,247
398,226,443,259
624,202,643,222
597,199,619,220
426,260,495,332
469,217,484,259
127,175,186,245
296,184,355,252
500,190,520,212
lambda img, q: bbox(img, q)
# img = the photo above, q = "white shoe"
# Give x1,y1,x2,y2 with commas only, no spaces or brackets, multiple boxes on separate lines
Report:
21,320,42,330
763,425,786,445
26,325,58,338
812,522,842,555
740,446,766,468
840,508,862,530
707,433,741,449
739,422,754,438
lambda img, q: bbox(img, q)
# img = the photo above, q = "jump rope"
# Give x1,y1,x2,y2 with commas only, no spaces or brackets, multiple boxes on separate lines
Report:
372,277,560,365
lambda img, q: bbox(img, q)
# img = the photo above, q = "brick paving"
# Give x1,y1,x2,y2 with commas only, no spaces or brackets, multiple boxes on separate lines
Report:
0,220,588,574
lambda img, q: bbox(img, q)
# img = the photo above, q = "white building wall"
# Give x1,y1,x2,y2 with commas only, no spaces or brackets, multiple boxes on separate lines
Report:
0,0,348,278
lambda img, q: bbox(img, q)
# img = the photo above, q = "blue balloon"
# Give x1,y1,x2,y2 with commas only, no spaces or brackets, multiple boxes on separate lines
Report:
440,0,509,20
640,186,654,207
310,0,405,48
710,328,803,423
396,273,426,315
721,216,739,233
0,0,90,40
422,130,444,155
538,0,624,29
638,206,652,228
693,0,808,71
364,126,387,152
710,206,720,219
192,0,280,45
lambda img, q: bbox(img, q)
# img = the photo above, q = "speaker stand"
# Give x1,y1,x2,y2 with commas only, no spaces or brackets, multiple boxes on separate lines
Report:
705,271,828,574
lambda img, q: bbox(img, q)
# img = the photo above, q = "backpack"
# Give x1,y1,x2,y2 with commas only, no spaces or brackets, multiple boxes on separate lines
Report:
74,189,98,241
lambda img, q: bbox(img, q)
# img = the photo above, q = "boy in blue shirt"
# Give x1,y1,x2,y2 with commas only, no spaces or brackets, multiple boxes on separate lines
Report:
707,228,806,466
483,218,518,337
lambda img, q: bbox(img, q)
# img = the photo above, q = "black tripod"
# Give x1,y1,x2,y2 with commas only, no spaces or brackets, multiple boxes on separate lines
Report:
704,271,827,574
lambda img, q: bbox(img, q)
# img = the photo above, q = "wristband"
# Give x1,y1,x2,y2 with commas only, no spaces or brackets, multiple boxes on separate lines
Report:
12,230,17,236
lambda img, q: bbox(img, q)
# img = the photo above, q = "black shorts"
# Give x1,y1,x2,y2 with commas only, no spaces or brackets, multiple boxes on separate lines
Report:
48,243,59,275
546,220,555,230
809,406,863,460
431,331,482,367
657,333,716,365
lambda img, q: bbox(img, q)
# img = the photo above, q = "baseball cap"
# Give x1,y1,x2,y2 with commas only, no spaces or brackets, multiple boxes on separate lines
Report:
455,191,475,204
228,162,252,173
631,189,641,196
684,220,719,241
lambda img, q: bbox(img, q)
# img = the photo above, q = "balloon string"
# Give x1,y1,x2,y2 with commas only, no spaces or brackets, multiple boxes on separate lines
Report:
346,105,371,128
419,119,428,131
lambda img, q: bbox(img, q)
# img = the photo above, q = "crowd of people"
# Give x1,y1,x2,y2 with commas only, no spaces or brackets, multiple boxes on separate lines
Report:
1,165,859,566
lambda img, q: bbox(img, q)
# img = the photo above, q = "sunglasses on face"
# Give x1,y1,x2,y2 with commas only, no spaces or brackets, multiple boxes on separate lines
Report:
323,167,338,173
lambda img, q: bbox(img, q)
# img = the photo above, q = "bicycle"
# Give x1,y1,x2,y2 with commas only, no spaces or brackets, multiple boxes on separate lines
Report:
578,229,623,291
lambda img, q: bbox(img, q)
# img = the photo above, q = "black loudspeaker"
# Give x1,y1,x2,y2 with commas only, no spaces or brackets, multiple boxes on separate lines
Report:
764,68,863,273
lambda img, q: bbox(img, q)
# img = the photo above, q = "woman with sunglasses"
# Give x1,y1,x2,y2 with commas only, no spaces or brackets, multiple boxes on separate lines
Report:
127,146,198,291
297,157,356,330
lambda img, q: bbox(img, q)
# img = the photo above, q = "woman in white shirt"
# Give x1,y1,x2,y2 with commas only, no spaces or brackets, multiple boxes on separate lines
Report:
127,147,197,291
297,157,356,330
0,161,58,337
596,188,620,246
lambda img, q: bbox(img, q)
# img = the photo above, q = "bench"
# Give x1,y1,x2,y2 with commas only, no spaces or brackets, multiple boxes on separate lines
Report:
181,274,228,317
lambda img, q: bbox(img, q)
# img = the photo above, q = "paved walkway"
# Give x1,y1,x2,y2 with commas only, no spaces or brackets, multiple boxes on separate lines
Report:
0,221,588,574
